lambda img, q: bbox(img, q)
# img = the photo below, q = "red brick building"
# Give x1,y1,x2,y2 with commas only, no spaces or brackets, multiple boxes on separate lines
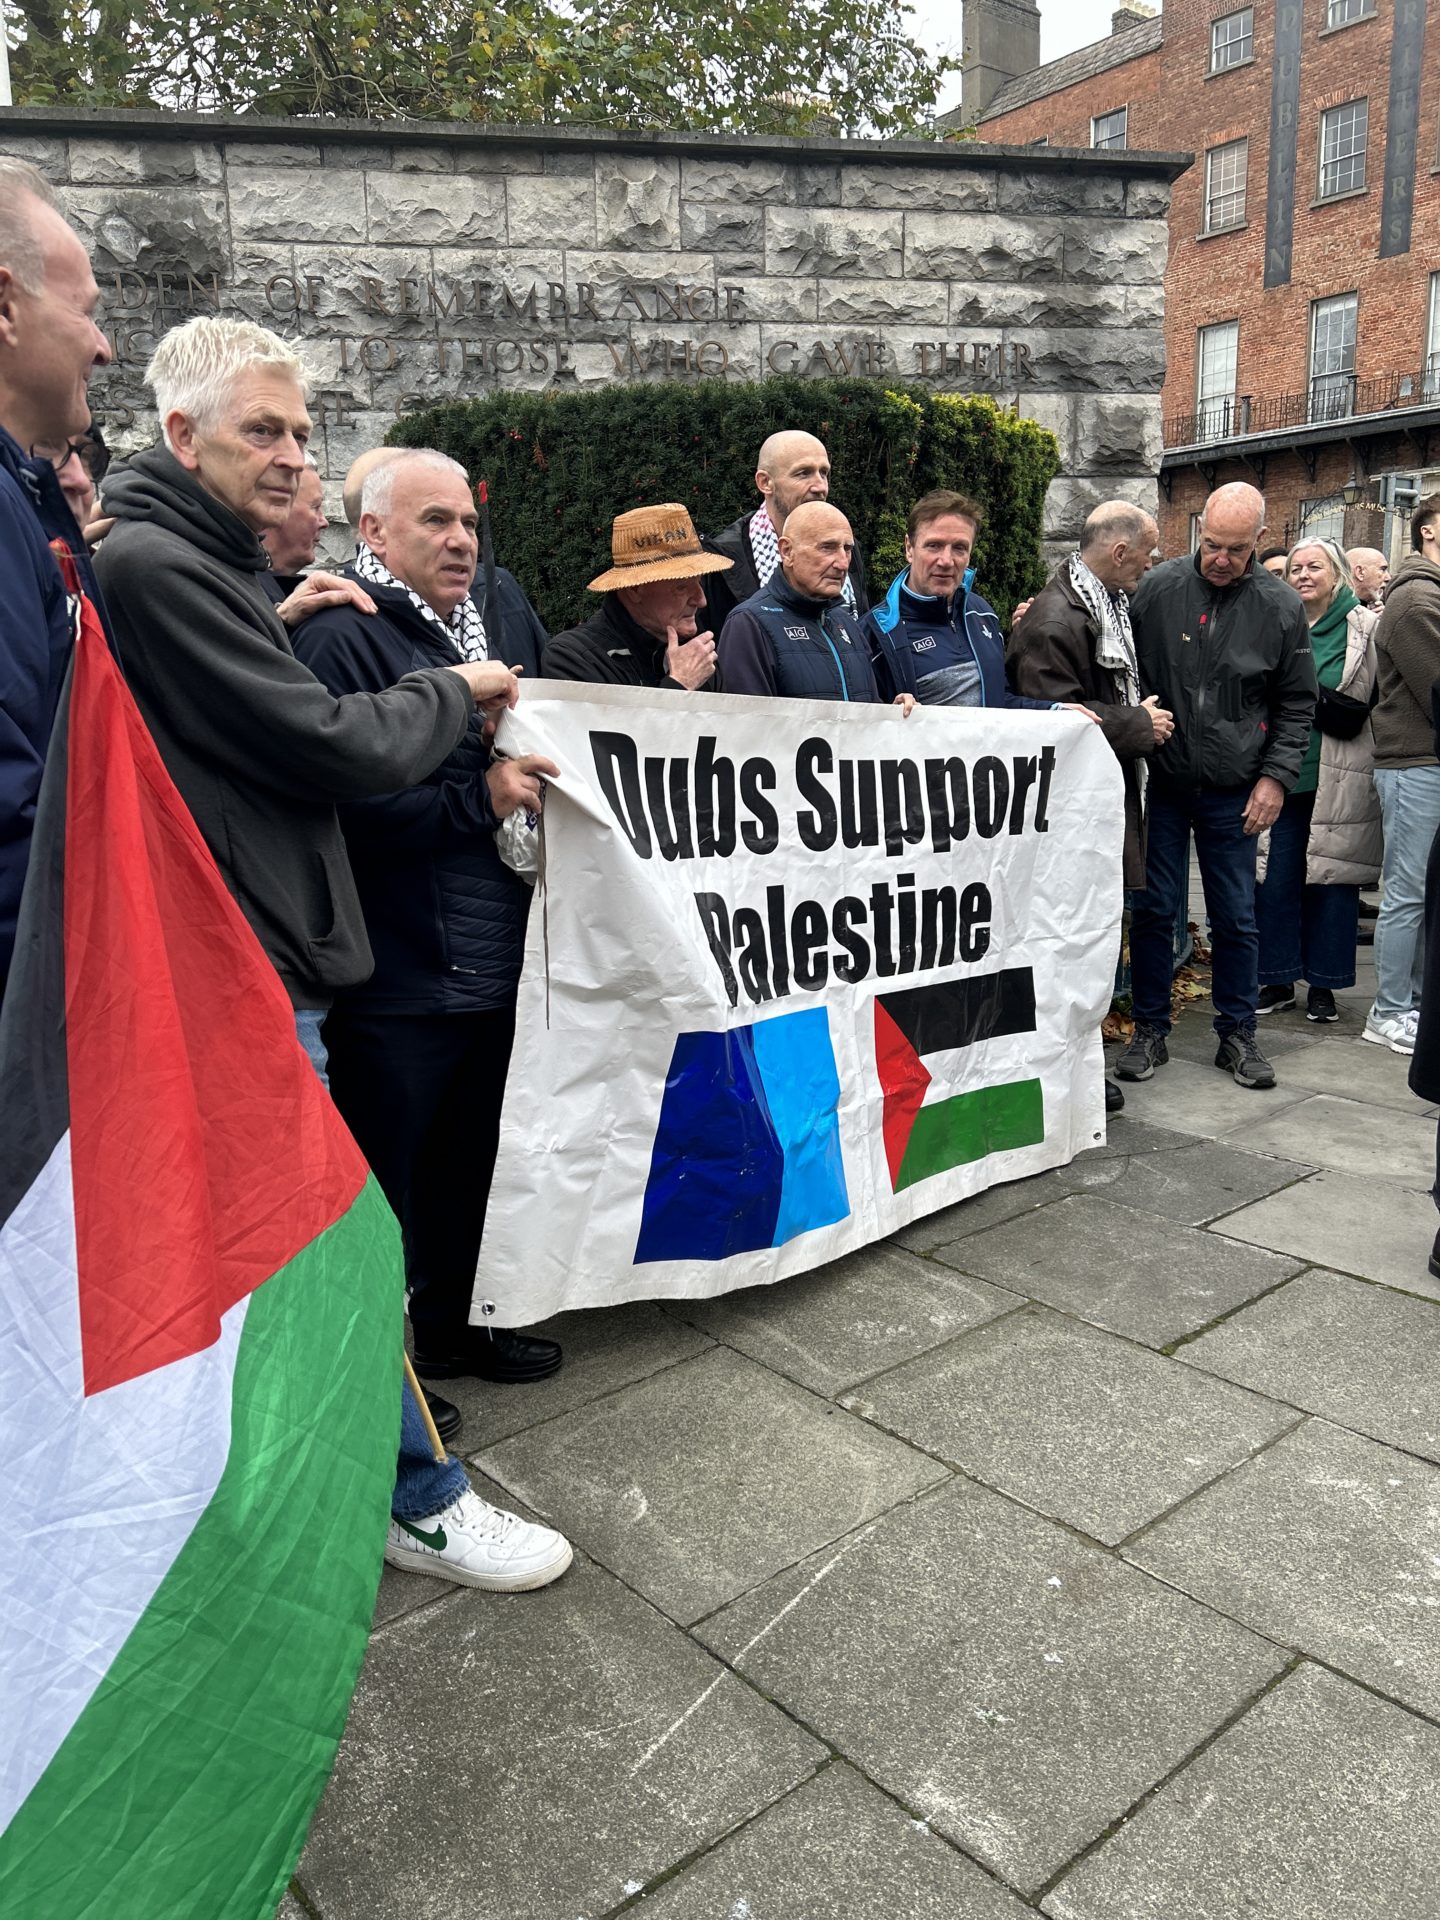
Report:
969,0,1440,560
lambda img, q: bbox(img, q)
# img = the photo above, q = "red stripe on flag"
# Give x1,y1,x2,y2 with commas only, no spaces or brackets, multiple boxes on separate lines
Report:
63,594,369,1396
874,999,930,1192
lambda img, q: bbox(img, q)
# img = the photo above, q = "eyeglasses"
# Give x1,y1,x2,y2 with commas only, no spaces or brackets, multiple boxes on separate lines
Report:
32,436,110,483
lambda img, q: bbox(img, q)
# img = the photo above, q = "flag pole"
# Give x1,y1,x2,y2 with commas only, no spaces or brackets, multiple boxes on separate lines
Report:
476,479,503,661
401,1352,446,1463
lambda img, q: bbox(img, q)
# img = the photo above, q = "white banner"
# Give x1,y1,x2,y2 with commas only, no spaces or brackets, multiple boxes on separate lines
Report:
475,682,1123,1325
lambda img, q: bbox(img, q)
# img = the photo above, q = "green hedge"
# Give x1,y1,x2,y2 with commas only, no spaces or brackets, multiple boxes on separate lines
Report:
390,378,1060,634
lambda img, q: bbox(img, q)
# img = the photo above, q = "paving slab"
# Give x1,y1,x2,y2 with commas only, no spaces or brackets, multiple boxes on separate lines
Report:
697,1478,1283,1895
637,1762,1033,1920
1181,1269,1440,1460
891,1169,1071,1252
372,1470,557,1631
1213,1169,1440,1296
1105,1056,1311,1140
932,1193,1302,1348
1062,1115,1198,1160
441,1301,713,1452
849,1307,1295,1544
1054,1137,1311,1225
1043,1663,1440,1920
1233,1093,1436,1187
679,1244,1021,1397
1264,1032,1429,1112
274,1897,306,1920
477,1346,947,1624
298,1554,823,1920
1126,1419,1440,1719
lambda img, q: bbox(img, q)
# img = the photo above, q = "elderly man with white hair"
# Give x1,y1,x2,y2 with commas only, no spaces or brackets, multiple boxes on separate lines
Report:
291,448,563,1419
93,317,573,1594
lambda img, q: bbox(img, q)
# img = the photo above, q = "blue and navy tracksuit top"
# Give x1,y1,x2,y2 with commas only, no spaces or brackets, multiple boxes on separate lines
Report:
717,572,881,702
865,570,1053,710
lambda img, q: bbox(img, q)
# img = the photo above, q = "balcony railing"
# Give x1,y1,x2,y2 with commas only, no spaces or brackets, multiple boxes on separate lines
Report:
1165,366,1440,449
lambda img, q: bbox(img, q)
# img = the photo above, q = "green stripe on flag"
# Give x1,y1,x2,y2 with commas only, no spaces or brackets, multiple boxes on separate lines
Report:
895,1078,1045,1193
0,1174,403,1920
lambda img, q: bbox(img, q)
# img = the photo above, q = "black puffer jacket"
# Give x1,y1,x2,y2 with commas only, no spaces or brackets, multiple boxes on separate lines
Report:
543,594,722,690
292,568,544,1012
1130,550,1316,792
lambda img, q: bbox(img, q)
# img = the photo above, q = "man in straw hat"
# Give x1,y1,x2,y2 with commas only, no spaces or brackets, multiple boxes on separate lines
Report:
543,502,729,690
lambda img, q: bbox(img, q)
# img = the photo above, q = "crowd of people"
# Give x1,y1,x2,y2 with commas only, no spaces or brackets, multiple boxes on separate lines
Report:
5,158,1440,1599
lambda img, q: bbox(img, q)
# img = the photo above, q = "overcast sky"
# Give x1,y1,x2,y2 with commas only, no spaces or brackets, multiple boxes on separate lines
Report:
913,0,1146,116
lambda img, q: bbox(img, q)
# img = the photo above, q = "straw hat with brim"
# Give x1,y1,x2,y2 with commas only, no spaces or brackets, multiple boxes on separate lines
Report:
587,503,735,591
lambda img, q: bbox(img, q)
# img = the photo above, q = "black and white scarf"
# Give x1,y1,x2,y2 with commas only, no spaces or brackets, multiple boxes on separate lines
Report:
353,541,488,662
1068,549,1145,797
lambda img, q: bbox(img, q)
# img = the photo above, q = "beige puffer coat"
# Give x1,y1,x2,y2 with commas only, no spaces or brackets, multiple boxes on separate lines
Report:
1258,604,1381,887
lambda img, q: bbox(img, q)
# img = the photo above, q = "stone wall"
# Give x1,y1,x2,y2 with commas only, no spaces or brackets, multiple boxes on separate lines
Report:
0,109,1187,567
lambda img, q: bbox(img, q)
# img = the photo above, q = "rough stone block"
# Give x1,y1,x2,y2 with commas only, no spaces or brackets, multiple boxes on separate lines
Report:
1003,327,1167,394
947,280,1130,331
853,1305,1295,1545
291,243,435,337
1064,223,1169,285
1127,1419,1440,1719
227,168,365,245
478,1345,946,1624
640,1763,1034,1919
681,156,837,205
505,172,596,248
224,143,322,167
766,206,902,280
365,171,505,246
709,275,817,324
62,186,229,275
68,139,221,187
1043,1665,1440,1920
320,142,393,172
817,277,947,327
1181,1267,1440,1461
563,248,718,314
1125,176,1175,220
595,153,681,250
1125,283,1167,326
389,144,457,173
840,163,995,212
1045,476,1159,542
0,133,68,181
299,1553,824,1920
995,169,1127,216
678,200,766,256
699,1477,1284,1895
1075,394,1165,472
907,211,1064,282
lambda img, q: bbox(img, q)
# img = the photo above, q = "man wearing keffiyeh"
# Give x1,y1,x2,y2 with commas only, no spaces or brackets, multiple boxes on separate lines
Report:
1009,501,1172,1112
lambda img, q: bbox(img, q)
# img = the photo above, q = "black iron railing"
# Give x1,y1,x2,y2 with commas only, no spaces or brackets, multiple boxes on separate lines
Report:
1165,366,1439,448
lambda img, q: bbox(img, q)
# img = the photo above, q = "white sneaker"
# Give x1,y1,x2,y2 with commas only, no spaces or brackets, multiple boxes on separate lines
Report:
385,1486,572,1592
1361,1010,1417,1055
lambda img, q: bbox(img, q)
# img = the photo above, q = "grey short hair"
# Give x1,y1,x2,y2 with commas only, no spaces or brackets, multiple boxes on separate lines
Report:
0,158,61,295
1288,535,1353,594
1081,501,1154,554
361,448,470,519
145,316,311,450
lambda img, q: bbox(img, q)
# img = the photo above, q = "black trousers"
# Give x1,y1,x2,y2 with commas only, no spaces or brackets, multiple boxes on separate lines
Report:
323,1003,515,1352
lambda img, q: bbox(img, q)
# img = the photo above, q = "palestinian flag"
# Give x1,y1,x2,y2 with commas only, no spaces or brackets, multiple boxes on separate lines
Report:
0,584,403,1915
876,969,1045,1192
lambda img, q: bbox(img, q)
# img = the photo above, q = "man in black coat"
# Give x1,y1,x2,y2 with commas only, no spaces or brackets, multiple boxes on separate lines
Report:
544,502,732,689
702,429,868,633
292,449,563,1397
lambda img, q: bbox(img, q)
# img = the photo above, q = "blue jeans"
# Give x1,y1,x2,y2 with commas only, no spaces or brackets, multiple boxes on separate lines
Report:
1255,791,1358,990
1372,767,1440,1020
295,1011,467,1523
1130,782,1259,1039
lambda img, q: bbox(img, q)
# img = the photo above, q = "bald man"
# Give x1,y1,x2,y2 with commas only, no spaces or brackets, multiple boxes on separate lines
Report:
717,503,907,705
1346,545,1389,608
343,445,403,531
1116,482,1317,1093
703,429,868,631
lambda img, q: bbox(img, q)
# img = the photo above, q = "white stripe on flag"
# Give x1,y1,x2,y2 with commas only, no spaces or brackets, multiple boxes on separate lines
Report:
0,1131,249,1830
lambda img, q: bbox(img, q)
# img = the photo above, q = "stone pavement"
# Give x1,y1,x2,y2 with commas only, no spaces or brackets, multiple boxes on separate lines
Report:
283,941,1440,1920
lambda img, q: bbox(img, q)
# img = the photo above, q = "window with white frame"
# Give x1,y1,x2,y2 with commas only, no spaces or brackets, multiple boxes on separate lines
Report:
1210,8,1253,70
1310,293,1358,421
1204,139,1249,232
1196,321,1240,440
1319,99,1369,199
1091,107,1127,150
1326,0,1374,25
1426,273,1440,399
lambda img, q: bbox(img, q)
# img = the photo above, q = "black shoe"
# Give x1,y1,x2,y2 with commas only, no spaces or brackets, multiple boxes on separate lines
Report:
1356,923,1375,945
1214,1025,1277,1089
423,1387,462,1446
1359,899,1379,920
1429,1228,1440,1282
414,1326,564,1384
1115,1025,1169,1082
1257,984,1296,1014
1306,987,1339,1024
1105,1077,1125,1114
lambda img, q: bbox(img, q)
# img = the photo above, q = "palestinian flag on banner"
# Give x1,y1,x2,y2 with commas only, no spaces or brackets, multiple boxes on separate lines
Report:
875,968,1045,1192
0,581,403,1916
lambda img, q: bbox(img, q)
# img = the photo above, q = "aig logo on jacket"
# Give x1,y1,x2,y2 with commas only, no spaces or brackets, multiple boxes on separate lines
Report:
784,624,809,641
911,634,938,654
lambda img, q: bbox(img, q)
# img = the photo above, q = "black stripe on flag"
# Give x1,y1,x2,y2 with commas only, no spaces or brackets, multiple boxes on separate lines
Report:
877,967,1037,1058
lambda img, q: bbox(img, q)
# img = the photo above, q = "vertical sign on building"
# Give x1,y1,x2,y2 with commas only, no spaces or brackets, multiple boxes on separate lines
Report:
1263,0,1303,289
1379,0,1425,259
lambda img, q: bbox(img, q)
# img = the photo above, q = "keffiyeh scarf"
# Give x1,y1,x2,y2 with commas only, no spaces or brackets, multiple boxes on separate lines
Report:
353,541,489,662
1068,549,1145,799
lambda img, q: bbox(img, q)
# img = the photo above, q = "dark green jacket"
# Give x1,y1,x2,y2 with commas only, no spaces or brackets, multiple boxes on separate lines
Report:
1131,551,1316,792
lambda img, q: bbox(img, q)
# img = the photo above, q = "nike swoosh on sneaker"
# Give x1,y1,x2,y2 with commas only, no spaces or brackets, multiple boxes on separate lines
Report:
395,1519,447,1551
